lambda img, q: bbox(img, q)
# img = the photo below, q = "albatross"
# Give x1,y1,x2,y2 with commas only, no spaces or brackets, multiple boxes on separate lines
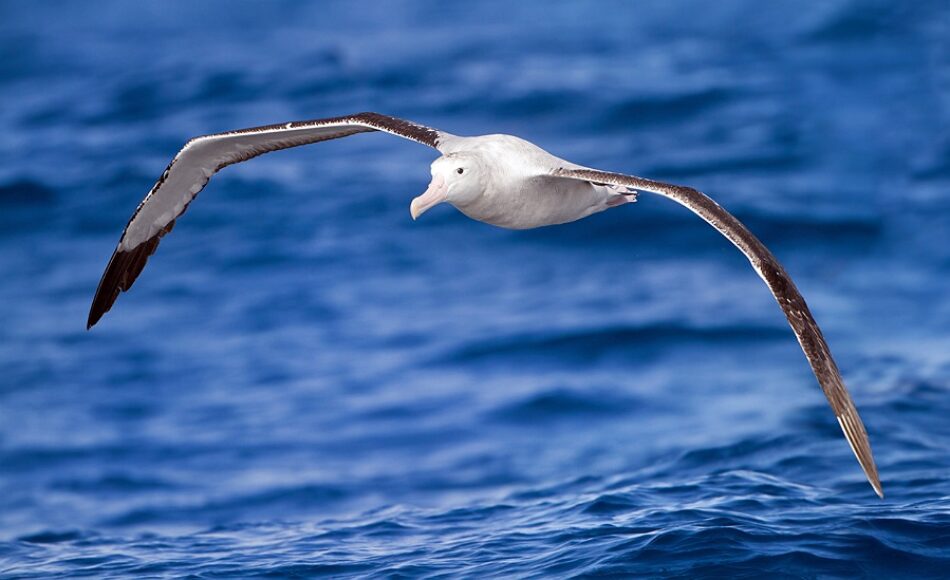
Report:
87,112,883,498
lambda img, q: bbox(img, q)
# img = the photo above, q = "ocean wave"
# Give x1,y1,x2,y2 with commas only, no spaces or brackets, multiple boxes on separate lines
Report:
2,0,948,576
5,483,949,578
439,323,790,365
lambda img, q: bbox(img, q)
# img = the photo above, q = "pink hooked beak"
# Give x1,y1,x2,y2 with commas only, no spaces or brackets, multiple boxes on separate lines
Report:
410,174,446,220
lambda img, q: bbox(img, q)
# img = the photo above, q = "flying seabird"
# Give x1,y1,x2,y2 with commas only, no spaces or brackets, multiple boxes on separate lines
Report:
87,112,882,497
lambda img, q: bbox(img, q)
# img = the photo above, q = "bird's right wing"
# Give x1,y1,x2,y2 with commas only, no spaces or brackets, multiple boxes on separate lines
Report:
553,166,883,498
88,112,451,329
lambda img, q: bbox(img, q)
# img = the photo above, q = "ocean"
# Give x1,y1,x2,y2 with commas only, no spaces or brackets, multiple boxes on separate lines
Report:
1,1,948,577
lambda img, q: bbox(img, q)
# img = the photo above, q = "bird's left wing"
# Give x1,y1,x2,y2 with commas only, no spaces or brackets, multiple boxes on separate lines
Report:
552,167,883,498
88,112,450,329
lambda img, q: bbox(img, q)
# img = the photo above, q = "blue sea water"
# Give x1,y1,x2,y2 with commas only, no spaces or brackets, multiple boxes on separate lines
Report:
1,0,949,577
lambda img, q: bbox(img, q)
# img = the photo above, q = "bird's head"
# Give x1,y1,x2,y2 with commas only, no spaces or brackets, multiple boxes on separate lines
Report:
411,153,484,220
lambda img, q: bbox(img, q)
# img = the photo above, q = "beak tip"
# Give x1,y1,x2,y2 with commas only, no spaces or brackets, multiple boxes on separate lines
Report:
410,175,446,222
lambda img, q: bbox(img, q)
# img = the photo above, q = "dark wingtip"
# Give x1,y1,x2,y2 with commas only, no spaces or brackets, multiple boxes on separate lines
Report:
87,301,108,329
86,235,163,330
835,407,883,500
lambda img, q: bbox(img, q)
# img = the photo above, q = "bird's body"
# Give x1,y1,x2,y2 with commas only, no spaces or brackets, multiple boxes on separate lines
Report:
87,112,883,498
437,133,633,229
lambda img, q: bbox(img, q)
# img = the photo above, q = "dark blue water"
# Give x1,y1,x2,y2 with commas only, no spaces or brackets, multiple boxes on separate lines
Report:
2,1,949,577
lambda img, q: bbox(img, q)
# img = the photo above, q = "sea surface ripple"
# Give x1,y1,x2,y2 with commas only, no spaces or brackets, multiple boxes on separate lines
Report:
1,1,949,577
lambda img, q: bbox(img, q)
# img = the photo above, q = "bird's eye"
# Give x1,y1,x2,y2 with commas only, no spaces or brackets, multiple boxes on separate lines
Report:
456,168,464,174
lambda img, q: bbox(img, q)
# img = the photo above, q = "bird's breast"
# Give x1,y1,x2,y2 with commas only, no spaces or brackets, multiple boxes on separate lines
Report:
454,177,617,230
